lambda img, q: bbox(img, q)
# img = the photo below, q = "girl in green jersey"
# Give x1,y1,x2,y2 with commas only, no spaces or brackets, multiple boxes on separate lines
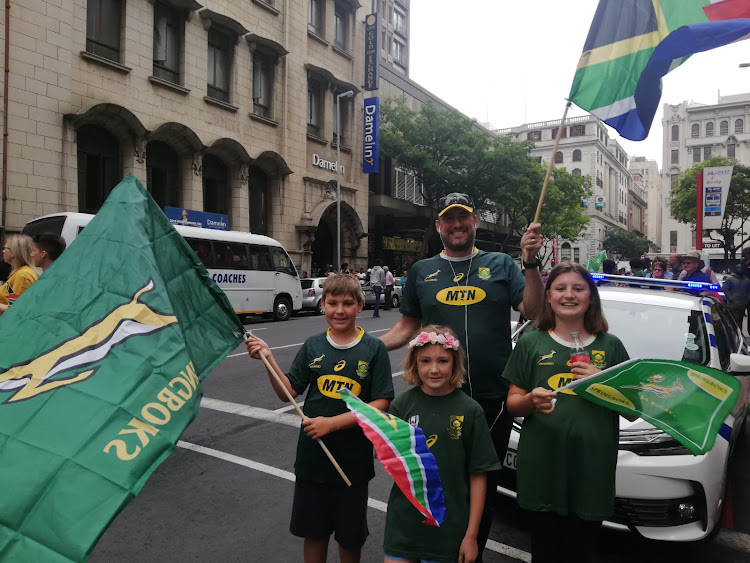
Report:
504,263,629,563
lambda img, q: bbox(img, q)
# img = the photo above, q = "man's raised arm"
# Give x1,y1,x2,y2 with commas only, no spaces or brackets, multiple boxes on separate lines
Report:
379,314,421,351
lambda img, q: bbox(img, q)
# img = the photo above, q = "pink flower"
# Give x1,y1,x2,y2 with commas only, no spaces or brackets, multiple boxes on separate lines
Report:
443,334,459,350
416,332,432,346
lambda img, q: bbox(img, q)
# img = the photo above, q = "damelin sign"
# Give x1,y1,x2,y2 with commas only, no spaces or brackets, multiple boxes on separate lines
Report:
703,166,733,230
312,154,344,174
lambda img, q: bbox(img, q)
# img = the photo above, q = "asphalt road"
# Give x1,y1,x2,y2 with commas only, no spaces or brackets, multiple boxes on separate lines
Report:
90,308,750,562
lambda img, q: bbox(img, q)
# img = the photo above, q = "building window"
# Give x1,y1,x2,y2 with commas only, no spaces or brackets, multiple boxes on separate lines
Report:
671,173,678,188
551,127,566,139
736,119,744,133
334,3,349,51
704,146,711,160
574,247,580,263
570,124,585,137
705,122,714,136
207,27,233,103
252,51,273,119
720,120,729,135
393,9,406,35
671,149,678,164
561,242,572,260
308,0,323,34
307,78,323,135
670,230,677,250
671,124,679,141
77,125,122,213
86,0,122,62
691,123,700,138
146,141,180,209
393,39,405,66
535,156,542,164
333,93,349,147
572,149,581,162
693,149,701,163
572,168,581,176
528,130,541,141
153,2,182,84
555,151,563,164
203,154,230,216
728,143,736,159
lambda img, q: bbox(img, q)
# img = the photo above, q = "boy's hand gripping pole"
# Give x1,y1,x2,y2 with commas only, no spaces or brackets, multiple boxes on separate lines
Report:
257,352,352,487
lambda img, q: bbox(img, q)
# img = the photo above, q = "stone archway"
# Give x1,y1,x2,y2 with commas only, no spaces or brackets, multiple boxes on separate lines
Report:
311,200,364,272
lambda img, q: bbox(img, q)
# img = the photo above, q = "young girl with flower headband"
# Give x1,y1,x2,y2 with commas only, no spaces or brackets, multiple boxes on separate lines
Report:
503,263,630,563
383,324,500,563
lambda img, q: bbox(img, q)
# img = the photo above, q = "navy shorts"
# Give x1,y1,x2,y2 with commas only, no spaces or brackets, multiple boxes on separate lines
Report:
289,478,369,550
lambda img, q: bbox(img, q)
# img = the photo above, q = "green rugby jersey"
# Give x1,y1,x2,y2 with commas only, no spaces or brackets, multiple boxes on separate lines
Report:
401,250,525,399
287,328,394,485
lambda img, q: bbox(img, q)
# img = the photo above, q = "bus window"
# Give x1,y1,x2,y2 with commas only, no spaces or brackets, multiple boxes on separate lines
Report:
249,245,273,271
185,238,213,267
215,242,250,269
20,215,66,238
271,247,296,276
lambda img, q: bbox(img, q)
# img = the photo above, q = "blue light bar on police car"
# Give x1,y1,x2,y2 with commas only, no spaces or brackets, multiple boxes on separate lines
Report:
589,273,720,292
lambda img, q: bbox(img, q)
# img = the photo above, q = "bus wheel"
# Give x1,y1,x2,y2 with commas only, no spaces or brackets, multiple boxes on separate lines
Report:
274,296,292,321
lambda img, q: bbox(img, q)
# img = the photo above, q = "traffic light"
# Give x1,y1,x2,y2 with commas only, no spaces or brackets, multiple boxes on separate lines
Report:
551,257,556,267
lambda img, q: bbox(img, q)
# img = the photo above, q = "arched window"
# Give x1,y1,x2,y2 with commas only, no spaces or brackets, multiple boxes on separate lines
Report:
77,125,121,213
555,151,563,163
671,125,679,141
561,242,572,260
202,154,229,216
720,121,729,135
572,168,581,176
146,141,180,209
705,122,714,136
691,124,699,138
248,166,270,235
736,119,744,134
572,149,581,162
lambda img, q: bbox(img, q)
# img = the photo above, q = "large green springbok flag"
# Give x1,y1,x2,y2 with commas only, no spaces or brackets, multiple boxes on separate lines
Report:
559,358,741,455
0,175,245,562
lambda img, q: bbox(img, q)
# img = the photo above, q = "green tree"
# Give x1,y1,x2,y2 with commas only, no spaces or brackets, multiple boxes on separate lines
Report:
670,156,750,260
602,227,652,259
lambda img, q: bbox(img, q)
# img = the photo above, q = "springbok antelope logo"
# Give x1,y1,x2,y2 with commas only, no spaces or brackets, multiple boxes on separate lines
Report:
309,354,325,368
538,350,556,364
424,269,440,282
0,279,177,404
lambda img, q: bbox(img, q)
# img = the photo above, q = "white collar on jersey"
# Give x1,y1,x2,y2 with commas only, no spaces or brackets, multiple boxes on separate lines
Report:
439,247,480,262
548,329,597,347
326,327,365,349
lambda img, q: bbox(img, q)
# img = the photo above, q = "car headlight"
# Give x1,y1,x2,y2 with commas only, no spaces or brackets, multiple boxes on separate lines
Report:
619,428,691,456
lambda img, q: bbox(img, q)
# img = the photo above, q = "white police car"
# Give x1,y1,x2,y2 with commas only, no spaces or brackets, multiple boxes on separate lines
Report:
502,275,750,541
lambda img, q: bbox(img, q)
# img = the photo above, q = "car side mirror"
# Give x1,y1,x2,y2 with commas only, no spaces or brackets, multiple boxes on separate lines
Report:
729,353,750,375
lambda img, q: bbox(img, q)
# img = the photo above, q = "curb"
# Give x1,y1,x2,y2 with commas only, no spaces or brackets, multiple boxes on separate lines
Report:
715,528,750,555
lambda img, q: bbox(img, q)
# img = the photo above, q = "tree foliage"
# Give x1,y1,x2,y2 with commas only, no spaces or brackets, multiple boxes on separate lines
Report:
602,227,652,259
670,156,750,260
379,98,591,261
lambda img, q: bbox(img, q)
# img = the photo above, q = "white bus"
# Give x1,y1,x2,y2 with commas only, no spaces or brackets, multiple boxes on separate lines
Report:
21,212,303,321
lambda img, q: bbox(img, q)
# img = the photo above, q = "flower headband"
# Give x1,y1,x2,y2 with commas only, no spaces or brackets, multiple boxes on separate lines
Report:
408,331,460,350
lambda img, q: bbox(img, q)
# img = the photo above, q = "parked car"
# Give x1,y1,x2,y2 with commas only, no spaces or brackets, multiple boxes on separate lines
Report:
502,278,750,541
300,277,326,315
362,279,403,310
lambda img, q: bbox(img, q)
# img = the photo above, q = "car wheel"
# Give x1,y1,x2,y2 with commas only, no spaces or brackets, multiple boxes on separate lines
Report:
391,295,399,309
316,299,324,315
273,296,292,321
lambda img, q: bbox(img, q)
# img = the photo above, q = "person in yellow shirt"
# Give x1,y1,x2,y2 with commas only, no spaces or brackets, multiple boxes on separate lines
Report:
0,234,38,315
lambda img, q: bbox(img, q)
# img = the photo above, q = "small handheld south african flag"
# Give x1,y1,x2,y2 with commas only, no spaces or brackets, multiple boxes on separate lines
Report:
340,388,446,526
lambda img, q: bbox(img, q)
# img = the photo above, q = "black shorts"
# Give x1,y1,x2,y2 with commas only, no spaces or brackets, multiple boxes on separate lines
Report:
289,478,369,550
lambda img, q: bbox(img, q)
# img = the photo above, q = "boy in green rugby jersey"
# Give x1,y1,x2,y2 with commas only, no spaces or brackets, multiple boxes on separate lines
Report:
247,274,394,563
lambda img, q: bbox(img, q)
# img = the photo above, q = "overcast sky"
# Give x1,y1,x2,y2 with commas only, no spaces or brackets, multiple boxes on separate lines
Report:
408,0,750,170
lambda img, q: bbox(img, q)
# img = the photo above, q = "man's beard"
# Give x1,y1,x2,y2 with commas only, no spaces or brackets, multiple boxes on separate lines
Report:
440,229,475,255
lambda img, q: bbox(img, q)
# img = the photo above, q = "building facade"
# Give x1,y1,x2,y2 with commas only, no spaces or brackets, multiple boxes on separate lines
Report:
629,156,661,251
2,0,375,275
496,115,634,265
661,93,750,262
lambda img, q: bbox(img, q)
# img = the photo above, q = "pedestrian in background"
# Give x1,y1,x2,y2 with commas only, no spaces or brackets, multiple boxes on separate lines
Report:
31,232,67,272
504,263,630,563
246,275,394,563
370,261,385,318
723,247,750,329
401,269,408,289
384,266,395,310
667,254,682,279
0,234,38,315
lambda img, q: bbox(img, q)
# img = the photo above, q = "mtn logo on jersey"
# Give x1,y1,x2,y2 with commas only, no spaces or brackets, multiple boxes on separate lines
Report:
478,267,491,281
538,350,556,365
317,375,362,398
424,269,440,282
436,286,486,306
356,361,369,378
546,373,578,395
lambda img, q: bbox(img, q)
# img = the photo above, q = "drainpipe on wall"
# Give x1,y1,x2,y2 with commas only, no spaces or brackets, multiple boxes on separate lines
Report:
1,0,10,241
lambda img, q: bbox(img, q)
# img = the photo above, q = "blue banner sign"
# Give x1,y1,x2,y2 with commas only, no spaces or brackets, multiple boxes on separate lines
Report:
363,97,380,174
164,207,229,230
364,13,379,91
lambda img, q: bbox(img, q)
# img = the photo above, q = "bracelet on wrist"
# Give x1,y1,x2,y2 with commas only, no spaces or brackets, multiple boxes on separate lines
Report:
522,259,540,270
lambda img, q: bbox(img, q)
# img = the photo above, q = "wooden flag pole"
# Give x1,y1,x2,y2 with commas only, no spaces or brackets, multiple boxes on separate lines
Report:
258,352,352,487
533,101,572,224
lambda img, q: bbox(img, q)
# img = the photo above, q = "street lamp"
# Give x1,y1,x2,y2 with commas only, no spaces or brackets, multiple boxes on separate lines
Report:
336,90,354,272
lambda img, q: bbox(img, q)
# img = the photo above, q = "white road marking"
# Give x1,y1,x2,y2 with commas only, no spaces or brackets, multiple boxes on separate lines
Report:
177,440,529,561
226,342,305,359
201,397,301,427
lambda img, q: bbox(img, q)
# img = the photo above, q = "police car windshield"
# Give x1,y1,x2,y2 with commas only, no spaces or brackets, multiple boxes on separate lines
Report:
603,301,708,367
